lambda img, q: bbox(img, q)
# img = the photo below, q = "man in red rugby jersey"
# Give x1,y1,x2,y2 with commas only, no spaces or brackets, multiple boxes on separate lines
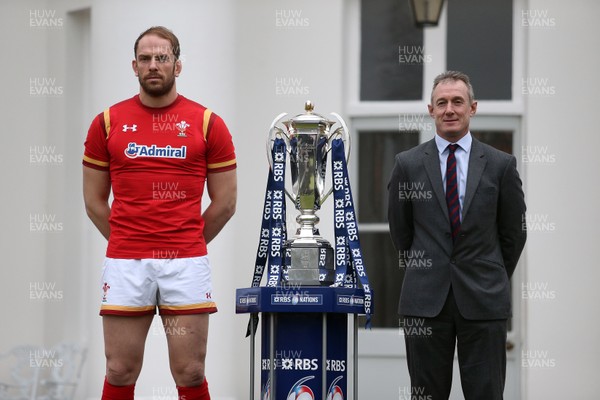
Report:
83,26,236,400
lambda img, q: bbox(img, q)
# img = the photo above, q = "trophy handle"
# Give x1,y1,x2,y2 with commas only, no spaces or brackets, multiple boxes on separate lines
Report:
266,113,296,202
318,112,351,205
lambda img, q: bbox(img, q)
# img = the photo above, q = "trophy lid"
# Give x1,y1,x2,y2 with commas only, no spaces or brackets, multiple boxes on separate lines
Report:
286,100,334,129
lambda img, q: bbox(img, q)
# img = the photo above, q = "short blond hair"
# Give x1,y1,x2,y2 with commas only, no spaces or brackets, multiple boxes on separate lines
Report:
134,26,181,60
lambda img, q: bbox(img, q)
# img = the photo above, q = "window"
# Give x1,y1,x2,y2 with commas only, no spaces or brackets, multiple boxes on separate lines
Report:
360,0,423,100
357,130,419,327
447,0,513,100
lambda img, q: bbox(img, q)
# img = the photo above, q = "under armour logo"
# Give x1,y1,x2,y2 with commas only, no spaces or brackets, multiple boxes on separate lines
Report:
122,124,137,132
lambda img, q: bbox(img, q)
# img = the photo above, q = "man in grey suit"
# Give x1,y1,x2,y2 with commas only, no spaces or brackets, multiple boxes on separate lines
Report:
388,71,526,399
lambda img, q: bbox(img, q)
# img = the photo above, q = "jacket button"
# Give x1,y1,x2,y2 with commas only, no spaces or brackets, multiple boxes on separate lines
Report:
450,259,456,264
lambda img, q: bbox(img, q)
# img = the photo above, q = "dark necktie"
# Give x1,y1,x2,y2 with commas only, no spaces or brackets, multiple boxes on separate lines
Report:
446,144,460,242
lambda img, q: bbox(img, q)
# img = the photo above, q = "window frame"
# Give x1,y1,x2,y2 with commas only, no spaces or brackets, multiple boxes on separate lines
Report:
345,0,527,115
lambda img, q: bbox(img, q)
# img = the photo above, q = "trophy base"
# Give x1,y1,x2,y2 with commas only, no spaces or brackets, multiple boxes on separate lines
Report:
284,239,335,286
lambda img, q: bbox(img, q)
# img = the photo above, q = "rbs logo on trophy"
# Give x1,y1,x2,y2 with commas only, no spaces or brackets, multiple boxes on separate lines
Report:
271,294,323,305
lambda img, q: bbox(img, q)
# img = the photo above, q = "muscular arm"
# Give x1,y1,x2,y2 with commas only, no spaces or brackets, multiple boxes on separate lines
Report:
83,166,111,240
202,169,237,244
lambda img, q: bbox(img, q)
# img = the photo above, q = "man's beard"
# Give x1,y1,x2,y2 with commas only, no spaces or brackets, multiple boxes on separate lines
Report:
139,72,176,97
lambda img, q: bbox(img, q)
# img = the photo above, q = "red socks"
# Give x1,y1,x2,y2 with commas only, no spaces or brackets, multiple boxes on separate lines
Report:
177,378,210,400
101,376,209,400
101,377,135,400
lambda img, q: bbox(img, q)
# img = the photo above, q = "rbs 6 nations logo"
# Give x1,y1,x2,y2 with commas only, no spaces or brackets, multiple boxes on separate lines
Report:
261,376,345,400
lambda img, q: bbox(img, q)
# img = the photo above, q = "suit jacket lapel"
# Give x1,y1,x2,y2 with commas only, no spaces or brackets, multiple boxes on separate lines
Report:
422,139,449,222
462,139,487,219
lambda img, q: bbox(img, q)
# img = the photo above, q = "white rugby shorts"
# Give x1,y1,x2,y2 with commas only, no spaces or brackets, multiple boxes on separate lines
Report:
99,256,217,316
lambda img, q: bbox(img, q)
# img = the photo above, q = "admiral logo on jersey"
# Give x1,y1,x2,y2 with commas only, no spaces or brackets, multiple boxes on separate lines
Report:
124,142,187,159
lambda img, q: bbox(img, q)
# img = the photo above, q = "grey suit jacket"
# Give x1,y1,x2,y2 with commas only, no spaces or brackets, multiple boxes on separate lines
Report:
387,138,526,320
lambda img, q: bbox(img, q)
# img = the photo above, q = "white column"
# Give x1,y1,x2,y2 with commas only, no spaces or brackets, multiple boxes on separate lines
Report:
523,0,600,398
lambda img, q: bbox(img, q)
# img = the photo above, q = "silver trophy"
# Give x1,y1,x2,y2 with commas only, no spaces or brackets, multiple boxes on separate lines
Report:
267,101,350,286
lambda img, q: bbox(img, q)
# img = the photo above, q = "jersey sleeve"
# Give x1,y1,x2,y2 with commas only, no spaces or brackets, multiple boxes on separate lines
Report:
82,112,110,171
206,113,237,173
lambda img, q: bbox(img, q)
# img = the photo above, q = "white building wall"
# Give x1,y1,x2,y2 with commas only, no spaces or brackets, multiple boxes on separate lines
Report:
0,0,48,352
522,0,600,398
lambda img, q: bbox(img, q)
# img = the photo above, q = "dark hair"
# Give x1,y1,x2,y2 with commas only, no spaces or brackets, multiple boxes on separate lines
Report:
431,71,475,103
134,26,180,60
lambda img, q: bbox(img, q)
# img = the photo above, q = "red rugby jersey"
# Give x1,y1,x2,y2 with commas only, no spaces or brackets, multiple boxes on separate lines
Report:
83,95,236,259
